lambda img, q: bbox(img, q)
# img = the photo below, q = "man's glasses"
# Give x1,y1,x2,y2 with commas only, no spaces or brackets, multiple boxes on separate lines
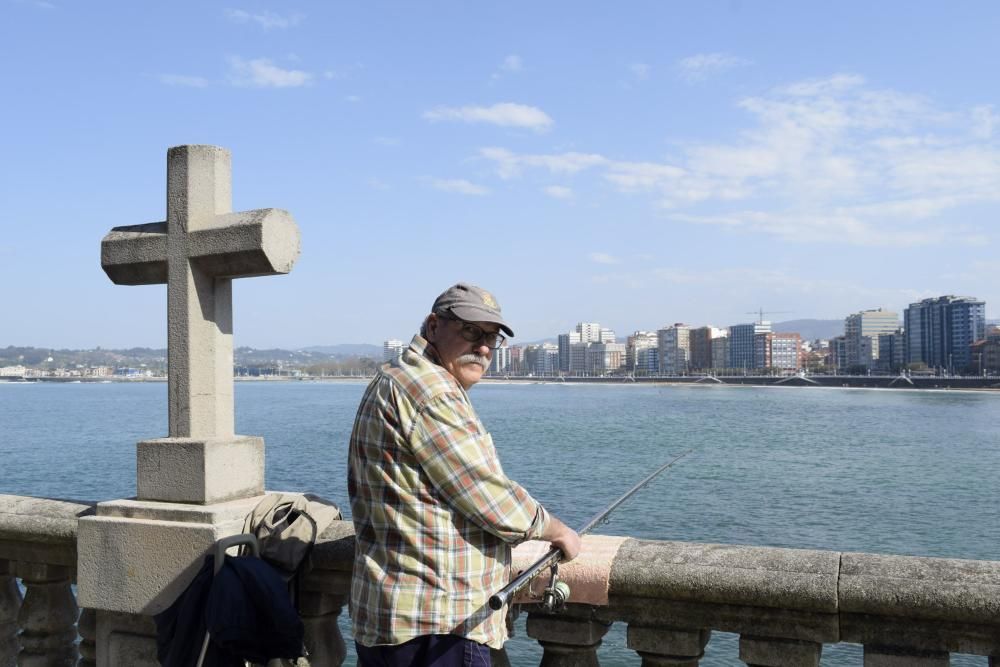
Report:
443,317,507,349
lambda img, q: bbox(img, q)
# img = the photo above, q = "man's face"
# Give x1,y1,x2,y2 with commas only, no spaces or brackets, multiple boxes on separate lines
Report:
426,314,498,390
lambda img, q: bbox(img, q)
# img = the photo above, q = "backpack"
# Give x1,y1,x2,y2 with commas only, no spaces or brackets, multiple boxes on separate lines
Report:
241,493,342,583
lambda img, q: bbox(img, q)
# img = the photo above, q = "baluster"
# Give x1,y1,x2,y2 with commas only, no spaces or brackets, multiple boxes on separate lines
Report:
1,562,22,667
627,625,710,667
17,563,78,667
739,636,822,667
862,646,949,666
76,609,95,667
299,590,347,666
525,610,611,667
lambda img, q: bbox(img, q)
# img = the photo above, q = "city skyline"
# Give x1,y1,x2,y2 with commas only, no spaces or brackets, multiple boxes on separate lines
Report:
4,2,1000,349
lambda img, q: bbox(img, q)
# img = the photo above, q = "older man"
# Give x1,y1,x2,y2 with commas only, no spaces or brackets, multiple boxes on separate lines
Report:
348,283,580,666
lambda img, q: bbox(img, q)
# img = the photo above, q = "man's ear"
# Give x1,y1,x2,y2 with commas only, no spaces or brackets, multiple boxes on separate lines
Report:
425,314,439,341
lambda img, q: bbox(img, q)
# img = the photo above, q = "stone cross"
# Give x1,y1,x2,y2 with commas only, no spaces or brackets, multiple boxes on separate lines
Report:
99,146,299,504
102,145,300,440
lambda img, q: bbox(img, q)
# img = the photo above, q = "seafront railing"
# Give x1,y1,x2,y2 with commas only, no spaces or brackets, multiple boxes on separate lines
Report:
0,495,95,667
3,494,1000,666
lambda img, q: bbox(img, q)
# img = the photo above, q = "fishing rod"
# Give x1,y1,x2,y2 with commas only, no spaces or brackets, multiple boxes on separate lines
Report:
488,448,693,612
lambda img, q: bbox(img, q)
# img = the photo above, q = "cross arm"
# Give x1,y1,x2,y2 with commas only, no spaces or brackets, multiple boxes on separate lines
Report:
188,208,300,278
101,222,168,285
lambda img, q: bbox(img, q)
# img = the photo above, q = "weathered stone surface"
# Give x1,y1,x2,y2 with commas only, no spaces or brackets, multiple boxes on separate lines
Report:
527,609,611,667
863,645,949,666
136,436,264,503
0,496,94,545
101,145,300,442
309,520,358,573
841,612,1000,657
77,495,263,615
840,551,1000,624
94,612,157,667
738,635,821,667
627,625,710,657
0,571,20,667
609,596,839,644
18,565,78,667
610,539,839,613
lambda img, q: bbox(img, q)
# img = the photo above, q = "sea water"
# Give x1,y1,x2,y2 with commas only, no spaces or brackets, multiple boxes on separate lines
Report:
2,381,998,665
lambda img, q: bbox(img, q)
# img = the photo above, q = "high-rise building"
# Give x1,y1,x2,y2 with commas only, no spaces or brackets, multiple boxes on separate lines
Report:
970,326,1000,374
383,339,405,363
599,328,617,343
488,346,512,374
689,326,725,371
770,333,802,371
557,332,581,372
844,309,899,370
728,322,771,371
626,331,658,373
636,346,659,374
876,329,907,372
657,324,691,374
524,343,559,375
586,342,626,375
904,296,986,372
711,334,729,372
576,322,602,342
508,346,524,374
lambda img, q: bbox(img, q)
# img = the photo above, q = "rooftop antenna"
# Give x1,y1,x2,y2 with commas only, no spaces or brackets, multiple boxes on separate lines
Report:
745,308,792,324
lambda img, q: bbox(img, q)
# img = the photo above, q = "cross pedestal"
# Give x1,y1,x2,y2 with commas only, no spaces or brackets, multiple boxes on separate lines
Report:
77,145,301,666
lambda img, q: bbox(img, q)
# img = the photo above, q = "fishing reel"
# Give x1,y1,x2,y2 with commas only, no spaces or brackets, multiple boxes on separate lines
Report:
540,563,571,613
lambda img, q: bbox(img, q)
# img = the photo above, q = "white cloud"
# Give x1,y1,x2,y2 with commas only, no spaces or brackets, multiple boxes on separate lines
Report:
227,56,312,88
374,136,400,146
424,103,553,132
159,74,208,88
464,75,1000,248
501,55,523,72
345,95,361,103
630,63,650,81
225,8,303,30
480,147,606,179
543,185,573,199
13,0,54,9
676,52,750,82
431,179,490,196
971,105,998,139
589,252,619,265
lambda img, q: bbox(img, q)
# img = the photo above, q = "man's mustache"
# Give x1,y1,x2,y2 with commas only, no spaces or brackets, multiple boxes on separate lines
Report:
456,353,489,370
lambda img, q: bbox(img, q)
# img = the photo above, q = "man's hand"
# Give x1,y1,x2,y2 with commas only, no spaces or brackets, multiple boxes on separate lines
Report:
542,516,582,561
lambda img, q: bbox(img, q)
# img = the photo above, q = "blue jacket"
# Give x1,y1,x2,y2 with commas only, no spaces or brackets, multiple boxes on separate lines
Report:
155,554,304,666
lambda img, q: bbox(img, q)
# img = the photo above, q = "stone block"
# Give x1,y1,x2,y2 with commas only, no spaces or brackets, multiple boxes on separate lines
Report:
627,625,710,656
77,495,262,615
137,436,264,503
526,612,612,646
863,646,949,667
739,635,821,666
610,539,840,613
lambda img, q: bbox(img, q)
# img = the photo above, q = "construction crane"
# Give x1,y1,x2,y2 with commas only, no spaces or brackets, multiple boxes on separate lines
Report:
745,308,791,324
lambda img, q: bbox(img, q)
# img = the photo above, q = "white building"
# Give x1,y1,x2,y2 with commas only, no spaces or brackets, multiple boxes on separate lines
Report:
844,309,899,370
383,339,406,363
657,324,691,375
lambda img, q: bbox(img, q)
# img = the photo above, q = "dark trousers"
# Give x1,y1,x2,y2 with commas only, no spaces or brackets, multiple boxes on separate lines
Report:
355,635,491,667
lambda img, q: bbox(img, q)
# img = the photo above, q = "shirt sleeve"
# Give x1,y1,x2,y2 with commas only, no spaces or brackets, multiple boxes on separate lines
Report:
407,392,550,544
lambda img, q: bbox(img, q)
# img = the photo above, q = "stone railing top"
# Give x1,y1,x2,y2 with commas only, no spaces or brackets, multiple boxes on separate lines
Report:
309,521,1000,631
0,494,96,571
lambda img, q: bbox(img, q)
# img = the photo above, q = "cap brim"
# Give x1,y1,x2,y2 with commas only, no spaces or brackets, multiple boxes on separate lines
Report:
445,305,515,337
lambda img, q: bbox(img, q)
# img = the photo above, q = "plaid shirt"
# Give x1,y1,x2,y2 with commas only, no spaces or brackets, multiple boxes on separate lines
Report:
348,335,550,649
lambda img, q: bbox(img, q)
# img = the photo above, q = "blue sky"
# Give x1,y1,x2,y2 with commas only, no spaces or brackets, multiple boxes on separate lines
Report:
3,1,999,348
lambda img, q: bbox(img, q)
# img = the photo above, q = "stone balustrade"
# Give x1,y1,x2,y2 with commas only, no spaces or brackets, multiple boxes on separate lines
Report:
4,495,1000,666
0,495,96,667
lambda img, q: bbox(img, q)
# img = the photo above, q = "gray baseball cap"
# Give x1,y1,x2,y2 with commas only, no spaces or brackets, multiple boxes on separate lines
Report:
431,283,515,337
